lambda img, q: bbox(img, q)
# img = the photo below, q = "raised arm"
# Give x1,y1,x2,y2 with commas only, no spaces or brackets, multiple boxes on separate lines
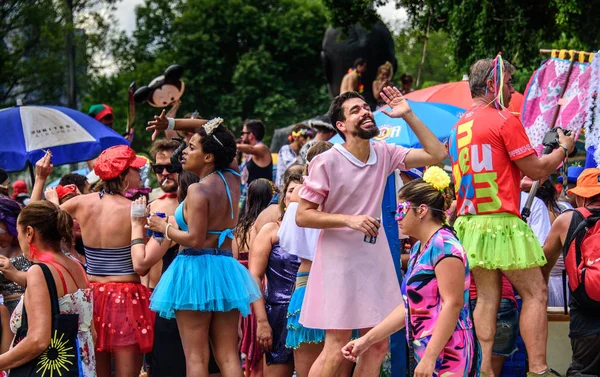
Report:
30,151,54,202
236,142,270,159
380,86,447,167
146,109,208,140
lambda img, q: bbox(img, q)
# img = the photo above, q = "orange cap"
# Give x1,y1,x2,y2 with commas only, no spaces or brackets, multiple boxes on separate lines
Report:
567,168,600,198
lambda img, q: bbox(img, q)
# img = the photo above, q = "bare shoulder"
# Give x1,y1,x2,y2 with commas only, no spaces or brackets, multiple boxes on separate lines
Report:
554,210,574,229
260,221,279,237
255,204,281,233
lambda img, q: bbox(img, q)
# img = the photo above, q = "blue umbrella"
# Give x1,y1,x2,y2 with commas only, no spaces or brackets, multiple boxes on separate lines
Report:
0,106,129,172
329,100,461,147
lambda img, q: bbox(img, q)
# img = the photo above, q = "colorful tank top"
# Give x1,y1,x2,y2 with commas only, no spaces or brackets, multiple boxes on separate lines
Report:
401,228,473,340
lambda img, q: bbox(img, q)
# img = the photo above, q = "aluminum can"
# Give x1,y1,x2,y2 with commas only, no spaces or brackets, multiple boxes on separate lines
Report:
363,217,381,244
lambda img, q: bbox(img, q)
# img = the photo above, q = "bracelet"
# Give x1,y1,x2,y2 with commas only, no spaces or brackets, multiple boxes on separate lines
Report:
167,117,175,130
165,223,172,241
560,143,569,157
131,238,144,246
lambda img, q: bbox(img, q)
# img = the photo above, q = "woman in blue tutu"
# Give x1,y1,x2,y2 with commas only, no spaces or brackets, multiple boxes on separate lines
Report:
144,116,261,376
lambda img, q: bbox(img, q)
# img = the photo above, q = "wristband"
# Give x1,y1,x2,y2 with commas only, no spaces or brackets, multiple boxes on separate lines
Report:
560,143,569,156
165,223,172,241
167,117,175,131
131,238,144,247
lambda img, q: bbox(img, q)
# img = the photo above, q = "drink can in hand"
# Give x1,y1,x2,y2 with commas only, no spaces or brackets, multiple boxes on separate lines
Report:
131,202,146,218
363,217,381,244
153,212,166,244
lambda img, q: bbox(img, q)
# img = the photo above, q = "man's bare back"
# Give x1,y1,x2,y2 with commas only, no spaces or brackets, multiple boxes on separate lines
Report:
340,71,358,94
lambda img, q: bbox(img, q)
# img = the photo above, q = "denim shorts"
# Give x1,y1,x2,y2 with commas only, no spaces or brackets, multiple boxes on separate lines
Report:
470,298,519,357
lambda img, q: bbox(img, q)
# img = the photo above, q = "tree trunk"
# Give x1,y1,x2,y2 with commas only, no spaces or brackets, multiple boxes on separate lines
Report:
65,0,76,109
416,7,433,88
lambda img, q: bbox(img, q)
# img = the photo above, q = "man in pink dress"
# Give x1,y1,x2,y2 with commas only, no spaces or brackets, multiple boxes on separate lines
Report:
296,87,448,377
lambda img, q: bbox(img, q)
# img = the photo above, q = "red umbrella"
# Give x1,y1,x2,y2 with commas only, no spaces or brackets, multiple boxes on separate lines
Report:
404,79,524,115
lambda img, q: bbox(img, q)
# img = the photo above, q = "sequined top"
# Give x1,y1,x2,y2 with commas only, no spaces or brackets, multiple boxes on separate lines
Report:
0,254,31,296
264,242,300,305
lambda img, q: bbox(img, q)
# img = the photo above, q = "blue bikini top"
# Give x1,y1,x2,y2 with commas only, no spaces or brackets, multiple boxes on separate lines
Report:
174,169,240,247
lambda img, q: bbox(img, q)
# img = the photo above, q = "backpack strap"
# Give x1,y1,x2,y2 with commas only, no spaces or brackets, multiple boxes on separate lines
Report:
563,208,588,259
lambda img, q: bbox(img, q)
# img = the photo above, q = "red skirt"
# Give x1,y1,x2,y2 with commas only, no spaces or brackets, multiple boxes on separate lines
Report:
91,282,155,353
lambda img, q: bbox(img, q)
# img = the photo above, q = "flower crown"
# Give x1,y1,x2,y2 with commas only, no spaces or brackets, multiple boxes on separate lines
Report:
291,128,312,138
422,166,450,191
203,117,224,146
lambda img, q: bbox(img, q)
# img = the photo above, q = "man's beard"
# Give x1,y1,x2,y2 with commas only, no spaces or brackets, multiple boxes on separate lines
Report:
353,124,379,140
160,177,178,193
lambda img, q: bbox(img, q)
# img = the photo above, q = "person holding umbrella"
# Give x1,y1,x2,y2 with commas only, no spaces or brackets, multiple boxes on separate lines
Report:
31,147,154,377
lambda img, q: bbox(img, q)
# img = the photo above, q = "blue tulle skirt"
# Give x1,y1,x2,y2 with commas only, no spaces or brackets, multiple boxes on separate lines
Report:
285,272,360,349
150,248,261,319
285,278,325,349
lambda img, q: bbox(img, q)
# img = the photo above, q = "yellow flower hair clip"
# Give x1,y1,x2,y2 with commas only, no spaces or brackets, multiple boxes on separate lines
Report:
423,166,450,191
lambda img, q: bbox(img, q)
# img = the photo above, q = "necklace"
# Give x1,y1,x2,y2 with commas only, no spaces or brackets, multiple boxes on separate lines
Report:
199,170,218,183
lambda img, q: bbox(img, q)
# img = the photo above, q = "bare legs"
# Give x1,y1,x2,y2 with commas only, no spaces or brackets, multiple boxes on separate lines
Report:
177,310,213,377
472,266,550,376
177,309,244,377
308,329,386,377
471,267,502,377
503,267,549,373
294,343,323,377
95,346,143,377
262,359,294,377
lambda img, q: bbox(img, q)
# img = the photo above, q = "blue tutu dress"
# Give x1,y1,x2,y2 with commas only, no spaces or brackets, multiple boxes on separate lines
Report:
150,169,261,319
286,272,325,349
285,272,360,349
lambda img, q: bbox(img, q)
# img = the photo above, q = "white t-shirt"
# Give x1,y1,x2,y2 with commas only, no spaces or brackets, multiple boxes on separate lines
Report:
519,191,551,244
277,202,320,261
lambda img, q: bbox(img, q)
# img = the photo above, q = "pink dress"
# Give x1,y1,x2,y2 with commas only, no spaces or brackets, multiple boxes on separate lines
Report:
298,141,409,329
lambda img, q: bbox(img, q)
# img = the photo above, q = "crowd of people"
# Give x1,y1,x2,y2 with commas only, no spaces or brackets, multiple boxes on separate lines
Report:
0,55,598,377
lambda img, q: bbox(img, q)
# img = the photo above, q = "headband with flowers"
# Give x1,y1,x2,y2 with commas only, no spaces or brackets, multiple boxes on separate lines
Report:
203,117,224,146
289,128,313,142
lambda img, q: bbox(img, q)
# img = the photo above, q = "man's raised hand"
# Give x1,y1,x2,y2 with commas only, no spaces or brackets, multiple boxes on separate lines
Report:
380,86,413,119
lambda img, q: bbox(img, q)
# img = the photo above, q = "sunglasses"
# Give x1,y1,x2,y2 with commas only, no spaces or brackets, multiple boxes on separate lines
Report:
395,201,445,221
0,227,5,235
152,164,179,174
395,201,418,221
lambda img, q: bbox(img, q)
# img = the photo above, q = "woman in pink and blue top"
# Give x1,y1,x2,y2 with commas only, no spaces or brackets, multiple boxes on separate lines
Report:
343,167,479,377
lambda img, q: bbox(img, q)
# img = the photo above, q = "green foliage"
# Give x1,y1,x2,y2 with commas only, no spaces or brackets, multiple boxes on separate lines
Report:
85,0,330,153
394,28,458,89
0,0,119,107
328,0,600,93
322,0,386,33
